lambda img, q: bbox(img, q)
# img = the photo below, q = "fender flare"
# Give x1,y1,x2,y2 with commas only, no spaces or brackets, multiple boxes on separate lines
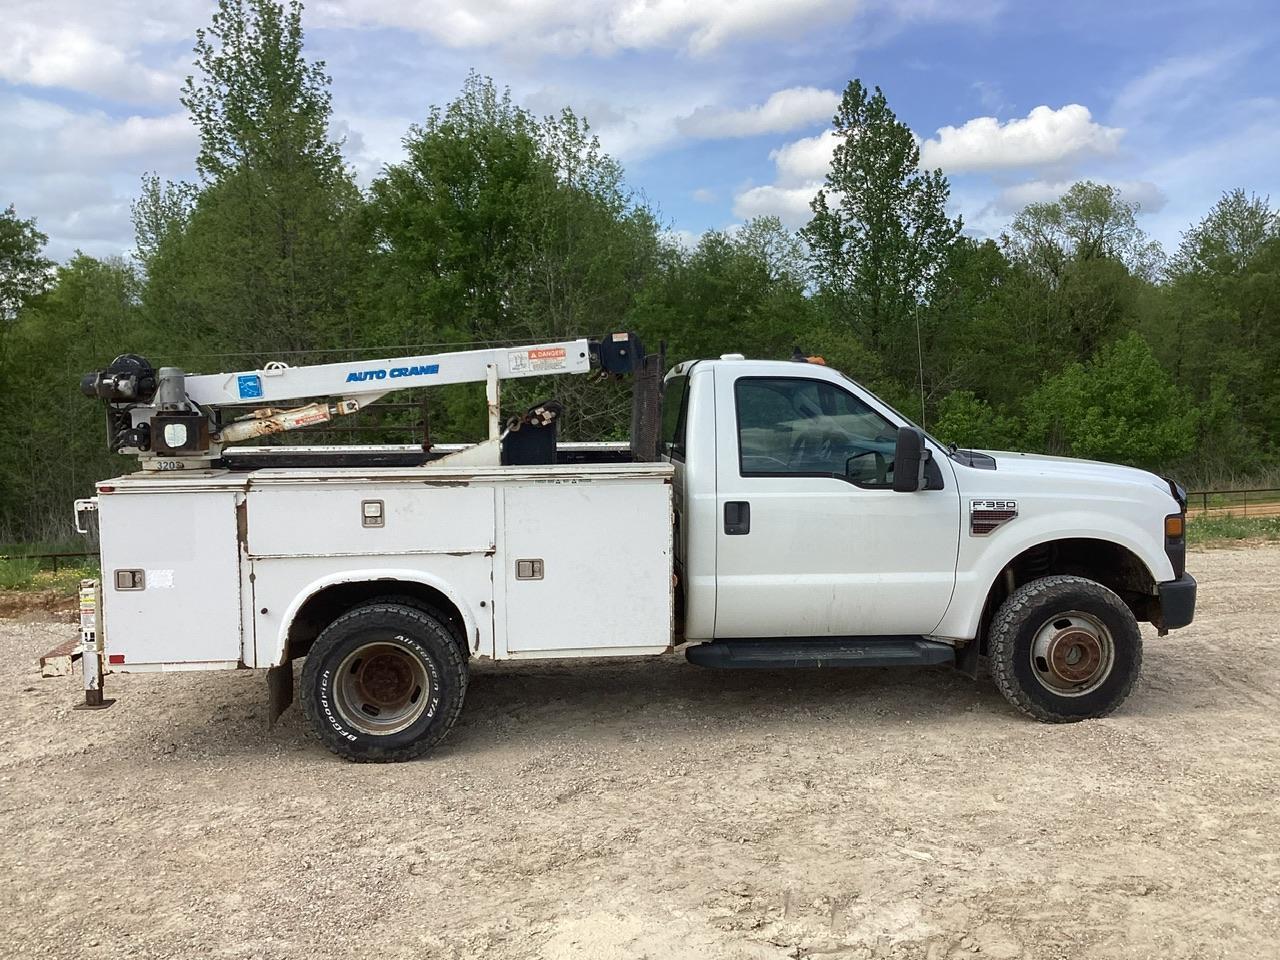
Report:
269,567,483,667
938,523,1171,641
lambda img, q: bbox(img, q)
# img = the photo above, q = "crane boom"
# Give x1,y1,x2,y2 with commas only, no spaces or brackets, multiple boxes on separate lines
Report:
79,333,644,471
182,339,592,407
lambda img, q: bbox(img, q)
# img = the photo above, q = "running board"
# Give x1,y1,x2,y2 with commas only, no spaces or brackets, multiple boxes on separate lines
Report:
685,637,955,669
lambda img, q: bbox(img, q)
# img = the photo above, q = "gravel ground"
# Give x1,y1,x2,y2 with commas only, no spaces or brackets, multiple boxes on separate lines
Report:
1,545,1278,960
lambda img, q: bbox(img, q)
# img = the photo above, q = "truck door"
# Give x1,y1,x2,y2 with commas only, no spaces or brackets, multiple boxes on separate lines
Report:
713,368,960,638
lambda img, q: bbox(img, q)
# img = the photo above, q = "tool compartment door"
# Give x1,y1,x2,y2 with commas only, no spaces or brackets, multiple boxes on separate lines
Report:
98,490,243,666
500,478,672,655
245,483,495,557
244,482,498,667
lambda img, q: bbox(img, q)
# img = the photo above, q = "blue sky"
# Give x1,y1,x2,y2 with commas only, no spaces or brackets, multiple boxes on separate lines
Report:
2,0,1277,262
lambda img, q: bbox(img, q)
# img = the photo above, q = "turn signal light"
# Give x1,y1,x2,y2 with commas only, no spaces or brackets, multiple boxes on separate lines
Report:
1165,515,1185,538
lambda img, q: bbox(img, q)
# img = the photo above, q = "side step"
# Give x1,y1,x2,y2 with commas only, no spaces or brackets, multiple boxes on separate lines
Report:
685,637,955,670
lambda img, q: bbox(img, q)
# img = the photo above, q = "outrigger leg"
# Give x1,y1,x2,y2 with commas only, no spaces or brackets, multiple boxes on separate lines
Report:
74,579,114,710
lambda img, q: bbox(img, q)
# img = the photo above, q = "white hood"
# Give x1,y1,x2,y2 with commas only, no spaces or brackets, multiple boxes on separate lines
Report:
979,450,1171,496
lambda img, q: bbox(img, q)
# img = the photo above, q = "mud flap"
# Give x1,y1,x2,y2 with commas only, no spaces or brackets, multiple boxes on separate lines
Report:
955,637,981,679
267,663,294,727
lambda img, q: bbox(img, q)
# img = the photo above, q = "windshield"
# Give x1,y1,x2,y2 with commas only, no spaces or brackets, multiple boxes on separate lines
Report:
834,371,949,452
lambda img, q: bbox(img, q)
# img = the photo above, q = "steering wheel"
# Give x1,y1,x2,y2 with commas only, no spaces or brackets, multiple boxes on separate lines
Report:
789,432,838,471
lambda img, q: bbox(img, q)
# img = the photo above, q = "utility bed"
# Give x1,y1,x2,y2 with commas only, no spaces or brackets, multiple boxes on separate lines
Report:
94,460,674,672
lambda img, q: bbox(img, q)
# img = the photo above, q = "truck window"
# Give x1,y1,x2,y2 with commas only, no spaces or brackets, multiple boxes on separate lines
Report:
661,375,690,460
734,377,899,488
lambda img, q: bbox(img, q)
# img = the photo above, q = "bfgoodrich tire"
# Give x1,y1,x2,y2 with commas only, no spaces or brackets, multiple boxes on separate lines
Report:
301,603,467,762
989,575,1142,723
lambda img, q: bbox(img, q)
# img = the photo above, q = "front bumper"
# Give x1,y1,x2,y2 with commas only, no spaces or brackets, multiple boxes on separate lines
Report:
1157,573,1197,632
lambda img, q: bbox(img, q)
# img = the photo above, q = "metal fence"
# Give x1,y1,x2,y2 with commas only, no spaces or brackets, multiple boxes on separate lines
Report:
0,550,97,571
1185,488,1280,518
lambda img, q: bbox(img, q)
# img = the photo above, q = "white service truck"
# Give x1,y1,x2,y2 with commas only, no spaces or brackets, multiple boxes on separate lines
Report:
63,333,1196,761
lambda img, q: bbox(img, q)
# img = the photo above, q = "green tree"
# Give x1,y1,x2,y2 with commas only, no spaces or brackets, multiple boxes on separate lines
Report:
0,204,54,326
932,390,1022,452
139,0,365,355
1149,191,1280,461
366,74,663,440
1023,333,1198,470
1001,182,1161,363
1171,188,1278,278
1003,181,1165,283
131,174,196,271
0,255,143,540
913,237,1030,410
635,217,814,365
183,0,339,183
802,79,961,391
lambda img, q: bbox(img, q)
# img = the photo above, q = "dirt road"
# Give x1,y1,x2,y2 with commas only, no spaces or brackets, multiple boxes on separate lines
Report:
2,546,1278,960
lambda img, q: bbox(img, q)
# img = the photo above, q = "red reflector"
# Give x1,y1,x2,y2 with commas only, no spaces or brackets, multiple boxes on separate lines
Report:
108,654,125,664
99,486,115,493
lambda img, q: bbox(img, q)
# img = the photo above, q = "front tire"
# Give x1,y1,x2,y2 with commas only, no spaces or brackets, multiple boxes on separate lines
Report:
300,603,467,762
989,575,1142,723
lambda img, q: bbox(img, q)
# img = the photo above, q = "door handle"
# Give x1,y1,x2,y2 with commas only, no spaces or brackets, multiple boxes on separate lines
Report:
724,501,751,535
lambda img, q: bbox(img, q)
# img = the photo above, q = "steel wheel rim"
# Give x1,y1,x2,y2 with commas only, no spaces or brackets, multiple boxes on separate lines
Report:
334,639,431,735
1029,611,1115,697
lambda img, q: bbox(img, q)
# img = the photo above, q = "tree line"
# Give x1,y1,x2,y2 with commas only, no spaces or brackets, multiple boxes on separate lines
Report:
2,0,1277,543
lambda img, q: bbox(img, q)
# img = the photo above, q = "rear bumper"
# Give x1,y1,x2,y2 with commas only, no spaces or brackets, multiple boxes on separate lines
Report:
1157,573,1197,631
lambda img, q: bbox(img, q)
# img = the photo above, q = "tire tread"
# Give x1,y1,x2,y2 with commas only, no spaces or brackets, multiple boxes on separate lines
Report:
989,574,1142,723
300,603,467,763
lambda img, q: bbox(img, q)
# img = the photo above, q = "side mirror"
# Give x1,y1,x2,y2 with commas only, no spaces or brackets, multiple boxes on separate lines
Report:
893,427,929,492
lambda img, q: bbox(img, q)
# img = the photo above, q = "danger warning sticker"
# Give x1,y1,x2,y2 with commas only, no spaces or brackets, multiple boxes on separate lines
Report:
508,346,568,374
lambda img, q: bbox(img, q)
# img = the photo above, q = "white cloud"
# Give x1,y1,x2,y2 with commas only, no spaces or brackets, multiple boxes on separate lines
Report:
0,24,175,103
0,96,195,174
0,2,205,104
662,228,700,250
731,129,841,226
772,129,840,185
1111,48,1242,124
733,185,820,225
918,104,1123,173
989,178,1168,215
970,79,1008,115
591,103,687,161
0,93,198,258
331,113,410,185
737,103,1139,232
677,87,839,139
523,81,724,161
319,0,862,56
691,187,717,203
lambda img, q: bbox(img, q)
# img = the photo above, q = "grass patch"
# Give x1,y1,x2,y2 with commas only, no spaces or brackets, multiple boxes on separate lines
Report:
0,545,99,594
1187,514,1280,546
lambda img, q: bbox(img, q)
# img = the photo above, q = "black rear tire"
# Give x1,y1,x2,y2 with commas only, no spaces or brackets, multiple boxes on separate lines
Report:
989,575,1142,723
300,603,467,762
359,593,469,658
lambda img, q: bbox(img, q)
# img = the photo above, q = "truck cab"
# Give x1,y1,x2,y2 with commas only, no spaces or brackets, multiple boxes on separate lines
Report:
662,355,1195,715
